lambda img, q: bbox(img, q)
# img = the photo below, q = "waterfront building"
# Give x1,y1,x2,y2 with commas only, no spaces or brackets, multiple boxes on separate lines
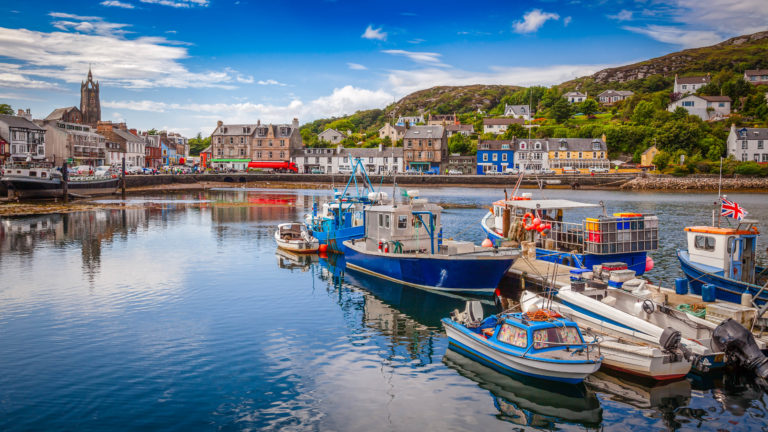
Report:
563,91,587,103
447,154,475,174
142,133,162,169
427,114,456,126
209,119,302,170
597,90,634,105
503,104,531,120
513,138,549,171
292,144,403,174
483,118,523,134
378,123,406,143
37,119,105,166
547,137,609,170
395,115,424,126
667,95,731,121
166,132,189,163
744,69,768,85
673,74,710,95
0,111,46,164
80,67,101,127
727,124,768,163
96,121,144,167
200,145,212,169
476,140,514,174
318,128,347,144
445,124,474,138
640,145,659,168
403,125,446,172
45,106,83,124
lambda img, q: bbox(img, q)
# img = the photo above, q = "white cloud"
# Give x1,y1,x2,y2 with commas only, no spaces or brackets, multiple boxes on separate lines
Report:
235,74,254,83
563,16,572,26
139,0,209,7
103,85,394,126
608,10,633,21
101,0,135,8
347,62,367,70
381,50,446,67
0,21,246,89
623,25,723,48
257,79,287,86
512,9,560,34
361,25,387,41
386,64,615,96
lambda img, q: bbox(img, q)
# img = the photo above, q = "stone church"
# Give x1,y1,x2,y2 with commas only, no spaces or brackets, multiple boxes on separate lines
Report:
80,67,101,126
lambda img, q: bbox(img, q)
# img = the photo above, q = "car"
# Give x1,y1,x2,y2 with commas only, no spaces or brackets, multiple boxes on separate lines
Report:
538,169,556,175
94,165,112,176
504,168,520,175
485,170,504,175
561,167,580,174
310,168,324,174
589,167,610,173
447,169,463,175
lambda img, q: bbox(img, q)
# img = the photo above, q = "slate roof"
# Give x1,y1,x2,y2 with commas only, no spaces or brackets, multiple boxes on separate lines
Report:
641,145,657,155
597,90,634,98
735,127,768,140
212,124,258,136
483,118,524,126
477,140,514,150
745,69,768,76
699,95,732,102
338,146,403,157
563,91,587,97
0,114,45,130
504,104,531,115
549,137,607,152
403,125,445,139
676,75,710,85
45,106,79,121
445,124,474,133
113,129,143,143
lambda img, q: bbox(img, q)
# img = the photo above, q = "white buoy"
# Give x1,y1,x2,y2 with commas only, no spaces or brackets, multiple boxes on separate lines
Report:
742,293,754,307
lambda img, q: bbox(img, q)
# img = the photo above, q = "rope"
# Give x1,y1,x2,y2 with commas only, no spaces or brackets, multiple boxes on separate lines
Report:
676,303,707,318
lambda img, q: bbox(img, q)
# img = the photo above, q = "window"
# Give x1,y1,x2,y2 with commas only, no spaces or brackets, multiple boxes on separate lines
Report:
229,137,233,144
501,144,509,150
742,140,748,149
497,323,527,348
742,153,748,161
378,214,390,229
397,215,407,229
532,327,582,349
718,103,725,107
240,137,244,144
427,140,432,147
269,151,273,158
282,152,286,159
483,153,488,161
406,140,412,148
682,84,688,89
217,137,221,144
492,153,498,161
256,151,262,158
758,141,764,149
502,153,507,161
755,154,760,162
682,101,694,107
567,152,571,159
519,142,526,149
694,235,716,251
763,154,768,162
534,142,541,150
369,157,374,163
240,149,245,156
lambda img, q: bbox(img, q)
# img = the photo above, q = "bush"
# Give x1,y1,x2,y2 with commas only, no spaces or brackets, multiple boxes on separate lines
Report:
734,161,763,176
671,165,690,176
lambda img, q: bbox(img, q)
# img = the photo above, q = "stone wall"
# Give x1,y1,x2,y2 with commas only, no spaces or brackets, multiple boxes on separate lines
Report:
620,175,768,190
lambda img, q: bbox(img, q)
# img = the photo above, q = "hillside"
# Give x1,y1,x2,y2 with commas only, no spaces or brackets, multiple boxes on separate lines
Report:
386,84,522,117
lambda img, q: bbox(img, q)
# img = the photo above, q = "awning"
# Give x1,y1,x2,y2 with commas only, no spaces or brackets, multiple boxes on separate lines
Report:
409,162,430,165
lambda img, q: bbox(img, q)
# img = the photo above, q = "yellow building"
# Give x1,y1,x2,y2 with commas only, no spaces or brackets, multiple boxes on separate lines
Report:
640,145,659,167
546,135,609,170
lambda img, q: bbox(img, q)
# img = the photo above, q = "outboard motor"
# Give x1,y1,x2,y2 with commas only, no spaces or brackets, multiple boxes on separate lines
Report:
659,327,701,370
713,319,768,379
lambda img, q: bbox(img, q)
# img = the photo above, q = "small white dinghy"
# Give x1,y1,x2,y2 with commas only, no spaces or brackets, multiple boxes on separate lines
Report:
275,223,319,253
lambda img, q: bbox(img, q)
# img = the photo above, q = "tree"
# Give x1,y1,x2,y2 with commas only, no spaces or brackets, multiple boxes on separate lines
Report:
188,133,211,156
0,103,12,115
501,123,527,140
671,106,689,121
147,128,158,135
652,151,672,170
721,78,752,103
579,99,599,117
448,133,472,154
550,98,572,123
631,101,655,125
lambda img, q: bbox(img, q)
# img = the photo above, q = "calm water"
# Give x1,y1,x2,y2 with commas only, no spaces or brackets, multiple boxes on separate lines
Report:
1,187,768,431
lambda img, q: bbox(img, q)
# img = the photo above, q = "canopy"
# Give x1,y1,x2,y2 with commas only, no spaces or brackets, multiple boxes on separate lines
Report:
504,199,600,210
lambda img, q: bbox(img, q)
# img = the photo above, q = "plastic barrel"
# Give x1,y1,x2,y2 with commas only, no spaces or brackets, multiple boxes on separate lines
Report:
702,284,716,302
675,278,688,295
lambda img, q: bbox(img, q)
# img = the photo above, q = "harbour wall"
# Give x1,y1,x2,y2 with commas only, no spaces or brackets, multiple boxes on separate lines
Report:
620,175,768,191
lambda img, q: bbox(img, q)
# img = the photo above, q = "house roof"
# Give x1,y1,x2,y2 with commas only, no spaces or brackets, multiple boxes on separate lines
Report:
403,125,444,139
641,145,658,155
563,91,586,97
676,75,710,85
699,95,732,102
319,128,346,137
113,129,143,143
483,118,524,126
477,140,514,150
212,124,258,136
445,124,474,132
548,137,607,152
735,127,768,140
338,146,403,157
504,104,530,115
45,106,79,121
0,114,45,131
429,114,455,121
745,69,768,76
597,90,634,98
201,145,211,154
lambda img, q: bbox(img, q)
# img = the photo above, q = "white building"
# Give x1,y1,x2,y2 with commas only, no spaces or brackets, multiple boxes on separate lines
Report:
0,111,46,163
667,95,731,121
513,138,549,171
483,118,524,134
318,128,347,144
503,104,531,120
727,124,768,163
563,92,587,103
597,90,634,105
293,144,404,174
395,115,424,126
378,123,406,143
674,74,710,95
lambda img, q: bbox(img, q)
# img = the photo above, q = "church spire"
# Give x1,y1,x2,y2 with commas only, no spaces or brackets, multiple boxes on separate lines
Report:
87,64,93,81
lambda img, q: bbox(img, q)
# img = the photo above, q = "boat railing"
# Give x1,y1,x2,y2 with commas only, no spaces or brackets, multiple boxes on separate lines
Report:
521,339,601,361
546,220,585,253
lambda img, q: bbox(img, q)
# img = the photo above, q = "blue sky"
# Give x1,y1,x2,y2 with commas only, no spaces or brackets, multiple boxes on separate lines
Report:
0,0,765,136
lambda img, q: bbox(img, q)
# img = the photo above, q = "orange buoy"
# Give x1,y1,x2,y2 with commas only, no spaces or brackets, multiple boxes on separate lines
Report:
319,244,328,253
481,238,494,247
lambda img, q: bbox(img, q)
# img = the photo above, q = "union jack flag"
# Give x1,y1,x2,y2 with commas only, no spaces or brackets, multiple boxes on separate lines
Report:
721,197,748,220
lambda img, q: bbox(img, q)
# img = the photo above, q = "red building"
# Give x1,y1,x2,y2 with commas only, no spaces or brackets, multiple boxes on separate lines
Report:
200,145,212,169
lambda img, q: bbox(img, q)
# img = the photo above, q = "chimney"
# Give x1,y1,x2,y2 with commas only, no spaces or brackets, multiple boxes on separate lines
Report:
601,133,607,143
129,128,137,136
379,143,384,152
257,119,261,126
217,120,223,130
292,118,299,127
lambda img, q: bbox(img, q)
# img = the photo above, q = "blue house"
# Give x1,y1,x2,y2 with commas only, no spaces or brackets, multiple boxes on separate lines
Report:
477,140,514,174
161,141,170,166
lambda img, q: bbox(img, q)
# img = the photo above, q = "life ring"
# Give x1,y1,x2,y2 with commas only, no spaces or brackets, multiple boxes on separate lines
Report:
522,213,535,231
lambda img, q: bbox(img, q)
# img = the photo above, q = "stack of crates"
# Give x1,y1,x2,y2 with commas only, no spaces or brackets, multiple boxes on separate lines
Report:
584,213,659,254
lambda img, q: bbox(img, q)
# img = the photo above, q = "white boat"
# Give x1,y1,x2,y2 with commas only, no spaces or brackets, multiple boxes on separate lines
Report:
275,223,319,253
520,291,693,380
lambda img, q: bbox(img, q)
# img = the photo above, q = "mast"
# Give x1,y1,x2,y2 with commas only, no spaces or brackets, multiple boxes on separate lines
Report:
717,157,723,227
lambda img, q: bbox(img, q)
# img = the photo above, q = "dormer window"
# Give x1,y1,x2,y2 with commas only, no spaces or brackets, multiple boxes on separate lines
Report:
592,140,601,151
559,139,567,150
520,141,526,150
534,142,541,150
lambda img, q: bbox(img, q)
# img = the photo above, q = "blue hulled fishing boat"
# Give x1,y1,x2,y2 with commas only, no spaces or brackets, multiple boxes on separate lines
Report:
343,190,518,295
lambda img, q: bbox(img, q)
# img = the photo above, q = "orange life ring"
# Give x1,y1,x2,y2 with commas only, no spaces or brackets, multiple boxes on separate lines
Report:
522,213,535,231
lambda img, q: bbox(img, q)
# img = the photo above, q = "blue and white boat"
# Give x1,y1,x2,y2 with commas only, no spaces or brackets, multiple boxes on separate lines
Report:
678,222,768,305
442,304,602,384
306,158,384,253
343,191,518,295
481,196,657,275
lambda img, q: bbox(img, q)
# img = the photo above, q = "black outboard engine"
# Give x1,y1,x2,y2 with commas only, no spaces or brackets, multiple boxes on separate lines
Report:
713,318,768,379
659,327,698,367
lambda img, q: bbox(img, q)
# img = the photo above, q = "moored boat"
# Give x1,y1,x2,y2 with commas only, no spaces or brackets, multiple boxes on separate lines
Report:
275,223,319,253
343,190,518,295
442,303,602,384
2,163,119,198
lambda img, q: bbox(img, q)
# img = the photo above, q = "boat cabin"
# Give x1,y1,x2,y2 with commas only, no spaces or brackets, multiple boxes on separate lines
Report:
278,223,310,240
477,313,587,353
685,224,760,284
363,192,445,254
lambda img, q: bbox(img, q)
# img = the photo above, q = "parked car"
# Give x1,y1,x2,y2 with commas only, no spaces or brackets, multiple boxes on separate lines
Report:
589,167,610,173
310,168,324,174
425,167,440,175
94,165,112,176
538,169,556,175
447,169,463,175
504,168,520,175
485,170,504,175
125,166,144,174
561,167,580,174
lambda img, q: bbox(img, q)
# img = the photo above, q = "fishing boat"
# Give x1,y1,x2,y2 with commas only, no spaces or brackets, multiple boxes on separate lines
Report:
2,163,119,198
677,221,768,305
442,348,603,427
480,194,657,275
306,158,384,253
274,223,319,253
275,248,318,271
342,190,518,295
520,290,694,380
442,302,602,384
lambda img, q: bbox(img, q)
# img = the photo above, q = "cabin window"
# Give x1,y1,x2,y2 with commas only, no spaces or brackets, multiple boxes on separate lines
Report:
694,235,716,251
397,215,407,229
532,326,582,349
497,323,527,348
379,214,390,229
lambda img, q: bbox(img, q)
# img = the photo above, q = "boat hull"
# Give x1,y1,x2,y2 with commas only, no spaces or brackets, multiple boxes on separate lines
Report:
343,240,516,295
678,249,767,305
311,225,364,254
2,176,119,198
442,319,601,384
274,232,319,253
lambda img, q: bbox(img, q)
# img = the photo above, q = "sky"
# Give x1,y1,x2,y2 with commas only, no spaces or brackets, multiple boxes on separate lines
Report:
0,0,766,137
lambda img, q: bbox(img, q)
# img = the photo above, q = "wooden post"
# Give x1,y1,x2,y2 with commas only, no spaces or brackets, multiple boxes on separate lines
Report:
121,156,126,199
62,160,69,203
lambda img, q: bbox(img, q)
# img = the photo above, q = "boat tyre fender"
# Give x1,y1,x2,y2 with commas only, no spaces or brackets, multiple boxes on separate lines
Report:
642,299,655,315
561,256,572,267
522,213,535,231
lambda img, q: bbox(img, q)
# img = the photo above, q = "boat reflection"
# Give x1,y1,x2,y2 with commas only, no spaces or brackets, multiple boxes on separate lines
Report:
275,248,318,272
443,348,603,428
586,371,691,409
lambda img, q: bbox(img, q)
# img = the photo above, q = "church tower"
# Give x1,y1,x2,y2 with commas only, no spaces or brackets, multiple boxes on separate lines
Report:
80,67,101,126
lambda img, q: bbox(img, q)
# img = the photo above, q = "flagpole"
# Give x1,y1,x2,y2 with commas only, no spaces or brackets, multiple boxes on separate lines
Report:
717,157,723,228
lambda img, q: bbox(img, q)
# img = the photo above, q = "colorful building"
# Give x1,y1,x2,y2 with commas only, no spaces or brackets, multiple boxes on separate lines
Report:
476,140,514,174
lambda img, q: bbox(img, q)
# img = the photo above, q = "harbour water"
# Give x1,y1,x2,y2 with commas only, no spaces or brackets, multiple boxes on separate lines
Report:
1,187,767,431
